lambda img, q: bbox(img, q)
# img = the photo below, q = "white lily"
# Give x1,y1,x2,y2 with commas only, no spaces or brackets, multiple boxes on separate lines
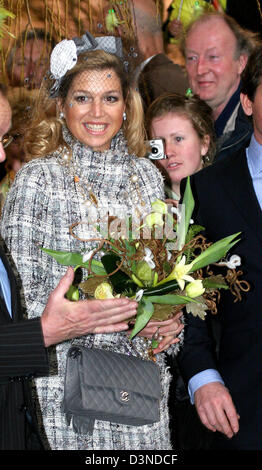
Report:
171,205,181,221
145,212,164,228
218,254,241,269
143,247,156,269
171,206,194,224
135,289,144,302
82,249,96,263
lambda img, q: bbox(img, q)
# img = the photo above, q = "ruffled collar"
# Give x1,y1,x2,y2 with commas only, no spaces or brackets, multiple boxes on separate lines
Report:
61,125,130,166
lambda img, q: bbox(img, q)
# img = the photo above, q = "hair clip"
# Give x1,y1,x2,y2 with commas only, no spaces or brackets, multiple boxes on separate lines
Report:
48,31,124,98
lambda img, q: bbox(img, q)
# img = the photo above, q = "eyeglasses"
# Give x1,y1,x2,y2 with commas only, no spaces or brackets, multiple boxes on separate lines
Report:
0,134,14,149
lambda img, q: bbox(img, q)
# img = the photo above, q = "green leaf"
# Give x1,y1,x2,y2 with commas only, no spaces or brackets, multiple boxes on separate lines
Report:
190,233,241,272
143,294,198,305
163,261,172,276
151,339,159,349
129,299,154,339
177,177,195,250
124,239,136,256
185,224,205,244
101,253,137,294
41,247,84,266
40,247,107,275
66,285,79,301
88,259,108,276
203,276,229,290
143,279,179,296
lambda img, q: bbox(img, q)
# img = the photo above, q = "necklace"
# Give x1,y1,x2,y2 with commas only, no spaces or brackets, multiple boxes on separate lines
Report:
60,144,145,208
61,146,99,208
59,143,147,243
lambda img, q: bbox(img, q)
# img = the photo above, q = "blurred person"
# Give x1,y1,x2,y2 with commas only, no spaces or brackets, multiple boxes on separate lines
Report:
110,0,189,110
133,0,189,109
0,90,35,213
6,29,56,90
163,0,225,44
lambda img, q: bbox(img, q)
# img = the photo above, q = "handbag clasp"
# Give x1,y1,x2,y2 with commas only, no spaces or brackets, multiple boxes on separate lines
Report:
120,391,130,402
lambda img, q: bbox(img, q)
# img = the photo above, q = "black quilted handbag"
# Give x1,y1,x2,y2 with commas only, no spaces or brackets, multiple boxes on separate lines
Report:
62,346,161,434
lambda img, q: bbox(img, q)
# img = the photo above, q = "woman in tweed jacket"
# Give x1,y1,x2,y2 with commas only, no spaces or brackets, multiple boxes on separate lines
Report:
1,35,183,450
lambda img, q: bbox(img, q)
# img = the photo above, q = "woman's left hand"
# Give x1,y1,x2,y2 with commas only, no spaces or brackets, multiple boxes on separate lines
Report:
127,311,184,354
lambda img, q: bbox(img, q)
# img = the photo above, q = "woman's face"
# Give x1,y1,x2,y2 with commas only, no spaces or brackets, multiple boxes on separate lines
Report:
60,68,126,152
150,112,209,187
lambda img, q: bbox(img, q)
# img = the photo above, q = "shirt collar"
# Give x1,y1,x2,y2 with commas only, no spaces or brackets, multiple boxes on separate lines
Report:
246,133,262,176
214,82,241,138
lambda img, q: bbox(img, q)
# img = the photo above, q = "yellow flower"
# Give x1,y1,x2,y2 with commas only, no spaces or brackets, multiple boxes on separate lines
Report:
157,255,194,289
151,199,168,214
136,260,154,282
172,256,195,290
185,280,205,298
94,282,114,299
145,212,164,228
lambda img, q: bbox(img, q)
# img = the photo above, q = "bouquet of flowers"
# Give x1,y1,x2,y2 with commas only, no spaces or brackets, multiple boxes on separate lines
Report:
42,178,249,341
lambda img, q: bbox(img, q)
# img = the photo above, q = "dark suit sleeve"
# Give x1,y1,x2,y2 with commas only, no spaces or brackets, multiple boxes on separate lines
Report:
0,317,49,379
177,314,218,383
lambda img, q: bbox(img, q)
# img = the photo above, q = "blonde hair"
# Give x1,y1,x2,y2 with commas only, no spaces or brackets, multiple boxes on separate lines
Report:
24,49,147,159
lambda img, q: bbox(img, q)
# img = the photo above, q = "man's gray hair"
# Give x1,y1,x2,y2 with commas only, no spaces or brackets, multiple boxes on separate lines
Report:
180,11,261,60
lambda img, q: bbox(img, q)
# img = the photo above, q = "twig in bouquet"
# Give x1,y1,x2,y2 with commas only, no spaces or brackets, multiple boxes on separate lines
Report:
225,269,251,302
183,233,213,260
203,292,220,316
84,238,127,278
69,221,102,243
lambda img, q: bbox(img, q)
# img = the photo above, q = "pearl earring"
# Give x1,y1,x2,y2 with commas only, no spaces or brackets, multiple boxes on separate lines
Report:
123,112,127,121
59,112,64,119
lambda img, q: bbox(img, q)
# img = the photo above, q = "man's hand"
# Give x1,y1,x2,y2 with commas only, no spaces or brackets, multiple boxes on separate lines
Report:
194,382,240,438
41,267,137,347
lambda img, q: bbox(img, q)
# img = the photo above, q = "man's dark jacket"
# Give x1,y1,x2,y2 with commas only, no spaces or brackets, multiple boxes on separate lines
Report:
0,246,48,450
216,103,253,161
178,145,262,449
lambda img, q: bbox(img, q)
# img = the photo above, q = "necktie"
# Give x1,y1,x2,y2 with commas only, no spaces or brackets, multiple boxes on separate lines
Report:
0,258,12,317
